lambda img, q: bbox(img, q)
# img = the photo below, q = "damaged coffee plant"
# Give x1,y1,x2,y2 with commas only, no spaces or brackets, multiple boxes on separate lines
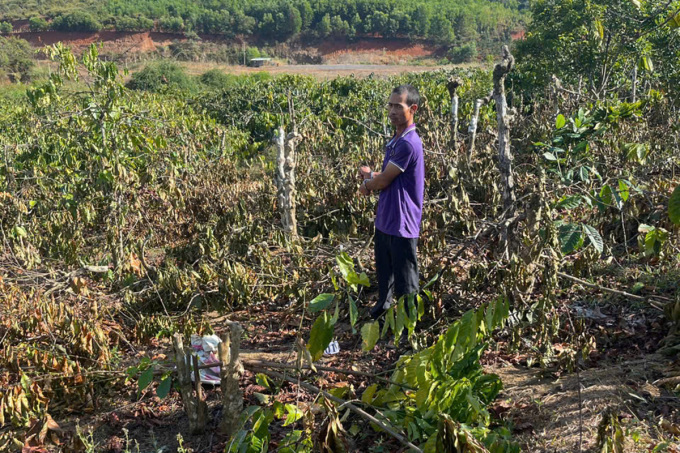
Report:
2,2,680,450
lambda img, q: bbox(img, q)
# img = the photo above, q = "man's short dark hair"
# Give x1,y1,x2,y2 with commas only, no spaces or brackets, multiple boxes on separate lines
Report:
392,84,420,107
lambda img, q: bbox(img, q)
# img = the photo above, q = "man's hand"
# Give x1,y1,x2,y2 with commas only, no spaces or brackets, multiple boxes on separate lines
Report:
359,165,372,180
359,179,370,196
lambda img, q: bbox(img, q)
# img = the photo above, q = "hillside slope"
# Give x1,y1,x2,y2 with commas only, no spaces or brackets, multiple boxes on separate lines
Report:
1,0,526,57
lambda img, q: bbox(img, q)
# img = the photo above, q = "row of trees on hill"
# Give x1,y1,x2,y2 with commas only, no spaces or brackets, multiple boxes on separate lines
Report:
0,0,526,49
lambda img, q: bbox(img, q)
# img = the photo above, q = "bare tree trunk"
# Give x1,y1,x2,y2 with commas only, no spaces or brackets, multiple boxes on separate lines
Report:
631,65,637,103
172,334,208,434
492,45,517,256
275,127,301,240
468,99,482,155
447,78,462,150
284,130,300,237
219,322,244,436
220,129,227,155
468,91,492,156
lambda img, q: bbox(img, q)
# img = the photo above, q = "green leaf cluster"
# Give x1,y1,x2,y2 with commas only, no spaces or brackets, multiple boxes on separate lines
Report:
0,36,34,83
556,222,604,254
637,224,669,258
229,404,312,453
669,186,680,225
307,253,371,360
127,60,197,93
126,356,173,398
363,296,513,450
335,252,370,292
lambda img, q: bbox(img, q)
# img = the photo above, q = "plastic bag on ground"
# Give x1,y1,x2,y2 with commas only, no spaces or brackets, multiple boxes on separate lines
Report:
189,334,222,384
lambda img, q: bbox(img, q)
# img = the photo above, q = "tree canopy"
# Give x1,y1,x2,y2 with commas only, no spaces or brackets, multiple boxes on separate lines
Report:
0,0,527,50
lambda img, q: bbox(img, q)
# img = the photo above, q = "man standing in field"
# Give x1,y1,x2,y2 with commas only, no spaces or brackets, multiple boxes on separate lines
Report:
359,84,424,320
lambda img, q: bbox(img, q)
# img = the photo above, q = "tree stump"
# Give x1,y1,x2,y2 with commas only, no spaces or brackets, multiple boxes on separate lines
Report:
218,322,244,436
446,77,462,150
172,333,208,434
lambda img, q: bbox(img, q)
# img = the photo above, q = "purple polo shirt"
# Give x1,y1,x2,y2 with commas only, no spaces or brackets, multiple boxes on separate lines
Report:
375,124,424,238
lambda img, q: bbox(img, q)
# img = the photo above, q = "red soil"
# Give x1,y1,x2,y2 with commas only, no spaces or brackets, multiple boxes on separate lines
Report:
16,31,181,54
316,37,435,58
14,31,439,60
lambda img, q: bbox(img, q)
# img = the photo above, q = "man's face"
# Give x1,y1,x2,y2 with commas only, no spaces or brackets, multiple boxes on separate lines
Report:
387,91,417,128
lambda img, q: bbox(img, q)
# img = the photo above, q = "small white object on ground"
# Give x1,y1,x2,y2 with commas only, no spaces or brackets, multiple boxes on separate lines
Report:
324,340,340,355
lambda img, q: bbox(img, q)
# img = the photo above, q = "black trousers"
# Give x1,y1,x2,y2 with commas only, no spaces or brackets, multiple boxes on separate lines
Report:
371,229,419,320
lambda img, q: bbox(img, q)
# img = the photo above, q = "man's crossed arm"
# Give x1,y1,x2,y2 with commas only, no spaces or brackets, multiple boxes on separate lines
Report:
359,163,402,195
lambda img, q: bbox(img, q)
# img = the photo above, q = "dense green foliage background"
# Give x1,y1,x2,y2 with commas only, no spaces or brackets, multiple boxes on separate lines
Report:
515,0,680,100
0,36,34,82
0,0,526,52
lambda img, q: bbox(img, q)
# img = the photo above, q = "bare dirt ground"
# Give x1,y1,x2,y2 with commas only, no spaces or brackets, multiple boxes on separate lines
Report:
180,62,447,79
80,307,680,453
316,37,436,65
490,356,678,452
17,31,180,54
